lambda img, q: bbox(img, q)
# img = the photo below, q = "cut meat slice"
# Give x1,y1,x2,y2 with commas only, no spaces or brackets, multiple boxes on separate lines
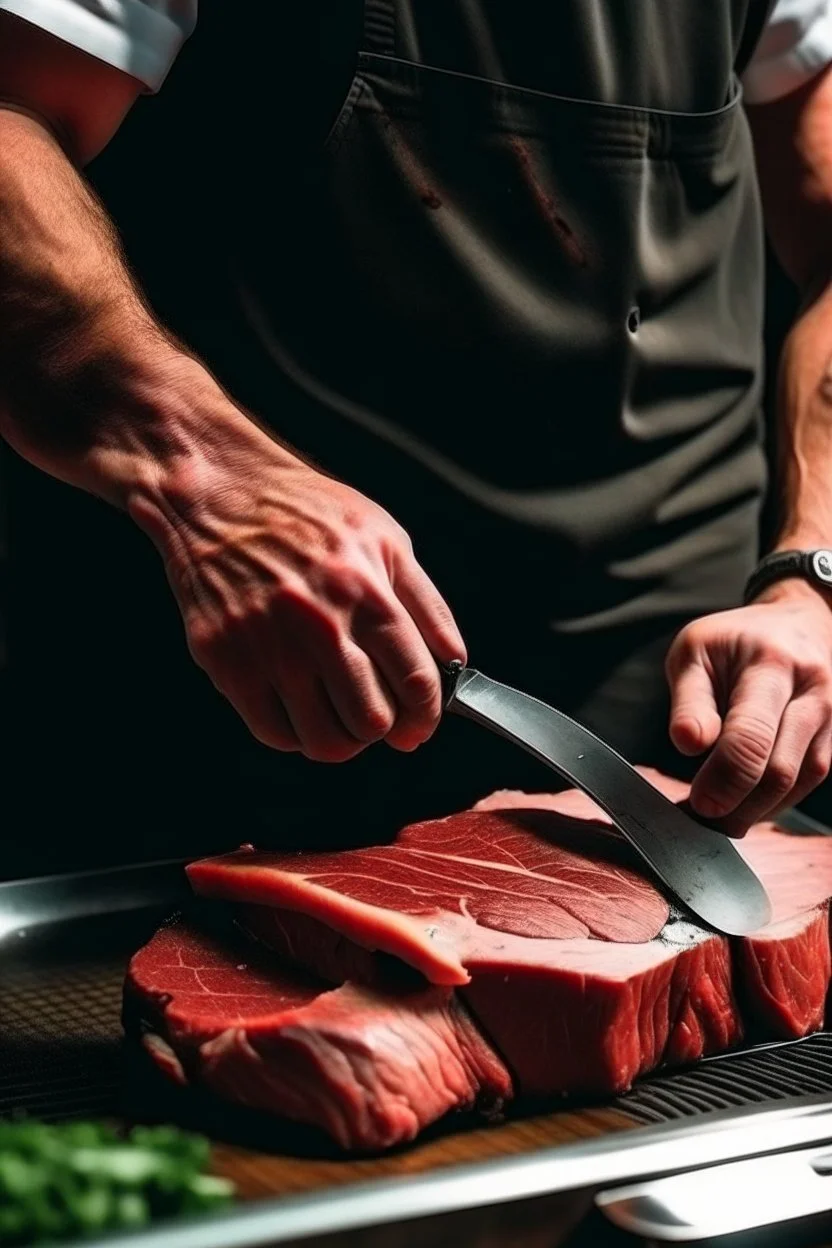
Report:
187,806,671,988
188,770,832,1099
476,783,832,1043
237,903,738,1096
125,918,512,1152
733,905,831,1038
188,773,749,1097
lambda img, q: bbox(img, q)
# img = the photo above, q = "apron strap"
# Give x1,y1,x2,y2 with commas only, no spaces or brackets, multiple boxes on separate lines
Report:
362,0,397,56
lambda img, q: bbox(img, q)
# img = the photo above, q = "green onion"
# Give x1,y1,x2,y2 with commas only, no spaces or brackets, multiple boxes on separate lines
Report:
0,1119,235,1243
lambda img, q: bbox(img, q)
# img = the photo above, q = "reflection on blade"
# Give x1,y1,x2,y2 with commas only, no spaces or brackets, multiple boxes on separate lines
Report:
445,666,772,937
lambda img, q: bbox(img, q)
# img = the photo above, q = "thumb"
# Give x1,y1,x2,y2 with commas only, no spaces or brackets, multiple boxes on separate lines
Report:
668,657,722,757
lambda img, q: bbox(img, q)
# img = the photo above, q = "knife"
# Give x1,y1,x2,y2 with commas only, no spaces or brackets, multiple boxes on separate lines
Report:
596,1143,832,1241
441,661,772,936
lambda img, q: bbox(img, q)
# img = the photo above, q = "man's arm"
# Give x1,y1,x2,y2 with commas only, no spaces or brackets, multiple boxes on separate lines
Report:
664,67,832,832
0,15,465,762
748,65,832,547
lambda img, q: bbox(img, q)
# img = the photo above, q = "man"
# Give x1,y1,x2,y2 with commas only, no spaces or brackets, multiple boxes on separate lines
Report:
1,1,832,862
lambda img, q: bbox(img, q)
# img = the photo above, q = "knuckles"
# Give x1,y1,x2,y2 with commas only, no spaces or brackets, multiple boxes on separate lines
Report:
764,760,799,797
352,703,397,745
398,667,441,712
797,660,832,693
804,747,832,787
718,718,775,783
187,618,225,667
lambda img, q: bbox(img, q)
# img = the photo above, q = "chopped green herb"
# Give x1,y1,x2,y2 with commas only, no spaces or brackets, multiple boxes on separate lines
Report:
0,1120,234,1243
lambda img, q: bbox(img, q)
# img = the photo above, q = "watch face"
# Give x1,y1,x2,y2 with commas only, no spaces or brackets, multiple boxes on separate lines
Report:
812,550,832,583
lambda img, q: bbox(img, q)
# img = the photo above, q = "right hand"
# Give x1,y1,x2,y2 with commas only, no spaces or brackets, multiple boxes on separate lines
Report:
129,411,466,762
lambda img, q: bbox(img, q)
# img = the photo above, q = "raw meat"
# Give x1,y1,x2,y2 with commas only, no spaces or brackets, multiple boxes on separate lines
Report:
475,778,832,1042
125,917,512,1152
187,771,832,1097
187,808,672,984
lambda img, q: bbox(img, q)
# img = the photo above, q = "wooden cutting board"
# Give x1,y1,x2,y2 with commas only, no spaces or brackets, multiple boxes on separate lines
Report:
208,1103,633,1200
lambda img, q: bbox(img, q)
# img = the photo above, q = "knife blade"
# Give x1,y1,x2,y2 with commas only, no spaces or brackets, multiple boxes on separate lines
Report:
441,661,772,936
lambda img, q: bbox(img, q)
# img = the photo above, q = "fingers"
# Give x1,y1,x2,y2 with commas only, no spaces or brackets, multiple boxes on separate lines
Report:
199,649,301,753
311,637,397,745
185,533,465,763
713,696,829,834
357,606,444,752
394,558,467,667
666,640,723,757
688,664,793,823
191,619,364,762
337,551,466,753
277,672,369,764
787,723,832,812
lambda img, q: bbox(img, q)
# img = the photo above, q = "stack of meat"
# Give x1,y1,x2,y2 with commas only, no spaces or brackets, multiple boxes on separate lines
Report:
125,770,832,1151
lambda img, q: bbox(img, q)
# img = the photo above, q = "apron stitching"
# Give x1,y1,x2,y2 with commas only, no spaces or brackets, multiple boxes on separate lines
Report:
357,52,745,122
324,75,369,157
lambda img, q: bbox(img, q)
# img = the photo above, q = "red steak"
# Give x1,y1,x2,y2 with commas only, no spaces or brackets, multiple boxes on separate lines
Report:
475,774,832,1042
128,770,832,1146
188,785,685,1095
125,918,512,1151
187,772,832,1097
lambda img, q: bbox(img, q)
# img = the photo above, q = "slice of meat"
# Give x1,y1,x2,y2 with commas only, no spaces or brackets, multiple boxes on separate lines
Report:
188,773,745,1097
189,769,832,1098
733,906,831,1037
187,806,671,988
735,824,832,1037
238,903,737,1096
475,781,832,1042
125,918,511,1151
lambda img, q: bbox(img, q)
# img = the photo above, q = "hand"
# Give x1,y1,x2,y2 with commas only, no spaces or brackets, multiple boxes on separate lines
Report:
665,581,832,834
130,413,465,762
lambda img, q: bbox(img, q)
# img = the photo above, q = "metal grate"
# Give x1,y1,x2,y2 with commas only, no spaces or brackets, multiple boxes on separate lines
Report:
0,911,162,1122
614,1033,832,1125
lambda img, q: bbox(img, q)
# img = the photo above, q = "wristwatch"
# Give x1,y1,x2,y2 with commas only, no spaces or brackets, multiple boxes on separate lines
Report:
743,549,832,605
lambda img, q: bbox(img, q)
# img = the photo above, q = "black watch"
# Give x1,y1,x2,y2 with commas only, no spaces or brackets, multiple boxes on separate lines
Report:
743,549,832,605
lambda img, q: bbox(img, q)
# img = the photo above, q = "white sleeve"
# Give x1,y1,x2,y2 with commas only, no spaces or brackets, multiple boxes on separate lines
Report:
0,0,196,92
743,0,832,102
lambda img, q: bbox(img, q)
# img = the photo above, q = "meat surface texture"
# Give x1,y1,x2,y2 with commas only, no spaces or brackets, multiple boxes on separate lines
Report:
125,919,512,1152
127,770,832,1148
475,775,832,1044
188,807,670,986
187,771,832,1102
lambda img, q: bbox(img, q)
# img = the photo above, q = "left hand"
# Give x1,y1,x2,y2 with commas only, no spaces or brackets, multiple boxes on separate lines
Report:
665,581,832,835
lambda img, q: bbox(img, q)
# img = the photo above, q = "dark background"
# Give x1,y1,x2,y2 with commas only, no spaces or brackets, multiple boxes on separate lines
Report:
0,18,824,879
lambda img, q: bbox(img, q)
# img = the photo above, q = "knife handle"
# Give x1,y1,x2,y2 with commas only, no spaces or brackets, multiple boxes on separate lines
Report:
439,660,465,709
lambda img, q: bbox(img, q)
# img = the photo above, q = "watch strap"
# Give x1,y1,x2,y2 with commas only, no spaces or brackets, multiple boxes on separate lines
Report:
743,549,832,605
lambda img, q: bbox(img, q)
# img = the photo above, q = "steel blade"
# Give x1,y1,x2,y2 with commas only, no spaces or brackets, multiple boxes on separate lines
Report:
443,664,772,936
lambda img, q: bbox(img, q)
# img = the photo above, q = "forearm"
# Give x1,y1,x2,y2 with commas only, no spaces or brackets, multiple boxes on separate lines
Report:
749,68,832,558
771,283,832,553
0,107,251,509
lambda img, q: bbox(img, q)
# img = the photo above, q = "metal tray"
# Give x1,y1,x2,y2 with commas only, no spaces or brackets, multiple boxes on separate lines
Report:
1,806,831,1247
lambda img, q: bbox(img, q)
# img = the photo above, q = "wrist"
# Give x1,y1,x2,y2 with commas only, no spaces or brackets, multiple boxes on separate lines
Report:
750,576,832,609
85,347,283,512
2,308,272,511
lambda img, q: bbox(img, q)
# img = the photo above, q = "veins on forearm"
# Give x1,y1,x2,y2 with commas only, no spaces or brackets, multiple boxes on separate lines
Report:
0,112,172,459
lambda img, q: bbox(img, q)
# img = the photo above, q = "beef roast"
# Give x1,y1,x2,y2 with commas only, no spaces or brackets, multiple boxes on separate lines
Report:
474,775,832,1043
125,918,511,1151
187,772,832,1097
128,770,832,1145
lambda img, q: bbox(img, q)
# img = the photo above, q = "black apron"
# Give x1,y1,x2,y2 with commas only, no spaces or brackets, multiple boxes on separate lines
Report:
2,0,774,873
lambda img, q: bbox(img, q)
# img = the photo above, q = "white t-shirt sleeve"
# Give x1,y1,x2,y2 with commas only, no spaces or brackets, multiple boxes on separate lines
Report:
743,0,832,102
0,0,196,92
